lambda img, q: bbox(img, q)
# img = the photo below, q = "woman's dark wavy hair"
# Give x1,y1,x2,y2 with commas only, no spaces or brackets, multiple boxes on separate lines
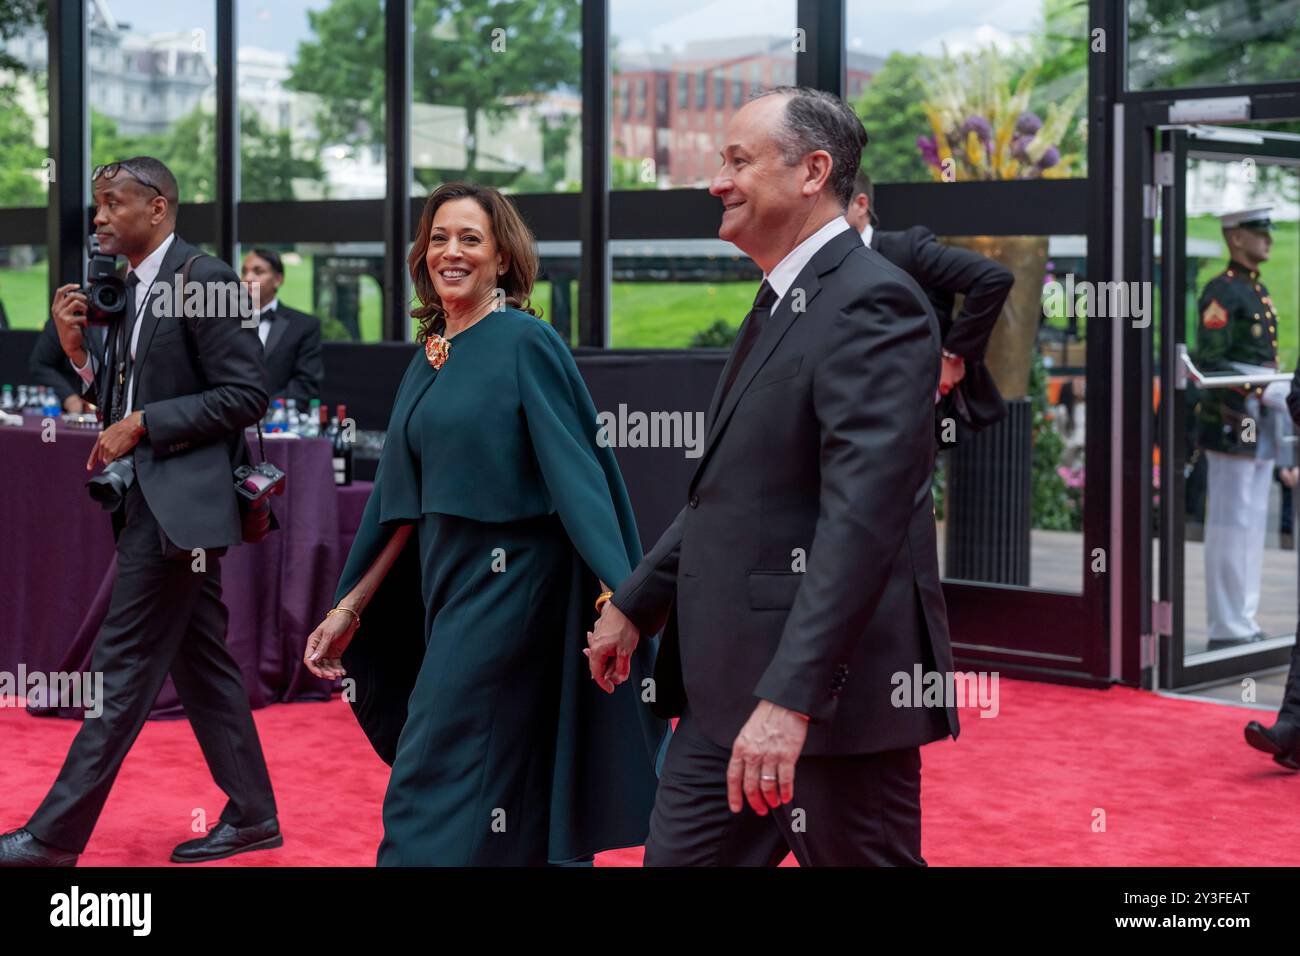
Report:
408,181,540,342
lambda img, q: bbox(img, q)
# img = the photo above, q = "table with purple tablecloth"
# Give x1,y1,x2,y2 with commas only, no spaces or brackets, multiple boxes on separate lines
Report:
0,415,373,719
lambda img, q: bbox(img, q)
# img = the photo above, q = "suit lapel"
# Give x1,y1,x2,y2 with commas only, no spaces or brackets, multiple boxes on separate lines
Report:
263,307,290,357
129,235,192,409
691,227,861,486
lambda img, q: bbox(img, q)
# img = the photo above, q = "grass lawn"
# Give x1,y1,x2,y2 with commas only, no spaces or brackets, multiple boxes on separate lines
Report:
0,256,48,330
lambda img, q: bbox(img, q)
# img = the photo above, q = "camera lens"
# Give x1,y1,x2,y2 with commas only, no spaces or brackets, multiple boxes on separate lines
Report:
93,284,122,312
86,456,135,510
242,498,272,542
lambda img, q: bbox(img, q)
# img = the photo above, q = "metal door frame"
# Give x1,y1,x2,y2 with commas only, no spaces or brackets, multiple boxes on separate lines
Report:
1156,125,1300,688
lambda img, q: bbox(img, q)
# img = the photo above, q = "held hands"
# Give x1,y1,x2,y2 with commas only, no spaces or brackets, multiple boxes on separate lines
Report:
727,700,809,815
86,411,144,470
303,609,360,680
585,599,640,694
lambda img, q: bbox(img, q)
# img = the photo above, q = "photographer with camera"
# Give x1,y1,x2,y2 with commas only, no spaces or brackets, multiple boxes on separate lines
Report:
0,157,282,867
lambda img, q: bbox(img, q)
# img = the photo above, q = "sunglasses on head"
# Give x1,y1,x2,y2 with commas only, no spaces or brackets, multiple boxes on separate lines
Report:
92,162,163,197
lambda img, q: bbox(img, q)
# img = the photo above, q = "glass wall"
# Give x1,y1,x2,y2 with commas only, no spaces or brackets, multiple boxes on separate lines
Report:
237,241,384,343
845,0,1089,186
609,238,759,347
609,0,797,190
87,1,218,202
0,245,47,331
238,0,386,201
0,15,48,209
1128,0,1300,92
410,0,580,197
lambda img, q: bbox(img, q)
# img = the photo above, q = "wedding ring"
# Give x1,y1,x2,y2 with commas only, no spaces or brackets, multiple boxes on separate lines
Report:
760,774,777,781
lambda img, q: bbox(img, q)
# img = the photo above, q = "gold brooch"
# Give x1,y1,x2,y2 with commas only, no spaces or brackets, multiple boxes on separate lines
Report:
425,333,450,369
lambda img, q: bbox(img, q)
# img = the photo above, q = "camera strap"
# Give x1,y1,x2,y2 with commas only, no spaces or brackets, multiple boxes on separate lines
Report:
177,253,269,466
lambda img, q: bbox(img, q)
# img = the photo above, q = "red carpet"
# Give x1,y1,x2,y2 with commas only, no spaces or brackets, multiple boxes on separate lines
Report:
2,678,1297,866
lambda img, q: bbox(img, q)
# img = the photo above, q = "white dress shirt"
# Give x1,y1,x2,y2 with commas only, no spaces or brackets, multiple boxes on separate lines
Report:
71,232,176,417
256,297,280,346
762,215,852,312
859,222,874,247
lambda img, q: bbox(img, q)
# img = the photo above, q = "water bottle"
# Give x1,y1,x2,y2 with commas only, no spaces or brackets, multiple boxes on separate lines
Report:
1,384,14,412
305,399,321,438
269,398,287,434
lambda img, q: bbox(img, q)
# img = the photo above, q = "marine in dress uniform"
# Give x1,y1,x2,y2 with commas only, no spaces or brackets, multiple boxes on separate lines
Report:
1192,207,1284,650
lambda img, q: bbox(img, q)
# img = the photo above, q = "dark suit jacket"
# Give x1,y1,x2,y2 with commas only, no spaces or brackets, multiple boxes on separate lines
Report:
82,234,268,551
871,225,1013,430
29,318,90,403
261,302,323,403
613,225,960,757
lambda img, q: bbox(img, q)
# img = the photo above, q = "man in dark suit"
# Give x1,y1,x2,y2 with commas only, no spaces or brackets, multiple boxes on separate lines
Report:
588,88,959,866
0,156,281,866
846,169,1012,429
240,248,323,403
28,318,99,412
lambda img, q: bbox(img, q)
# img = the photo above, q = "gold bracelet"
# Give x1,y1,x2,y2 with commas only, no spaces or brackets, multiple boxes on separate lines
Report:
594,590,614,613
327,606,360,628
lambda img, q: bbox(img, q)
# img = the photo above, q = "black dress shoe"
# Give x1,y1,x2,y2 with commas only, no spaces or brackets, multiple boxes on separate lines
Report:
1207,632,1268,651
171,818,283,864
0,829,79,867
1245,720,1300,770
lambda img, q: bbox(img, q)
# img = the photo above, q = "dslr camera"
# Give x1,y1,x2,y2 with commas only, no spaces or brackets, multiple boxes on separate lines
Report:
80,235,127,325
234,461,286,543
86,454,135,511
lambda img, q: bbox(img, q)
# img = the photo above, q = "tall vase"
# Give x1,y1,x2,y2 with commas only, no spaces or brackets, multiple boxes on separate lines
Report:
944,235,1049,400
939,235,1047,586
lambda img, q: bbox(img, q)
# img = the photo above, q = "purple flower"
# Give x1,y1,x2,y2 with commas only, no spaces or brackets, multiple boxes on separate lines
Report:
916,135,940,167
1038,146,1061,170
1011,134,1033,161
1016,111,1042,136
960,115,992,140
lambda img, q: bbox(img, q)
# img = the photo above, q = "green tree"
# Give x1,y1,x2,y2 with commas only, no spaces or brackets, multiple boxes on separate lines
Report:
239,108,327,201
0,0,42,74
852,52,933,188
91,107,325,203
0,83,45,205
1128,0,1300,90
288,0,580,191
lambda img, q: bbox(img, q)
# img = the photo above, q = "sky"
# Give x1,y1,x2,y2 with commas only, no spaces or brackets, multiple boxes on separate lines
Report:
98,0,1042,62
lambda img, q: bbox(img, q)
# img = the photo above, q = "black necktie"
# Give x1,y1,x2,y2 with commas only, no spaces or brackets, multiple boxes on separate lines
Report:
110,273,140,426
718,280,777,405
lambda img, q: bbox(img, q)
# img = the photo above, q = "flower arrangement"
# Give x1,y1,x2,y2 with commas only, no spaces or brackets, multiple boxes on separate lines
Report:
916,46,1085,182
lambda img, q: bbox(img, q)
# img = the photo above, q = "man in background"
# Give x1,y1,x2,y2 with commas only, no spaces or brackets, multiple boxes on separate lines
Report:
845,169,1012,430
29,318,99,412
1193,207,1282,650
241,248,323,403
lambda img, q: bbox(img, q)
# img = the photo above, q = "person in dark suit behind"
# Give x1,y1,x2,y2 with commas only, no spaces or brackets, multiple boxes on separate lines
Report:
240,248,323,403
28,318,100,412
588,87,959,866
0,156,281,867
846,169,1013,429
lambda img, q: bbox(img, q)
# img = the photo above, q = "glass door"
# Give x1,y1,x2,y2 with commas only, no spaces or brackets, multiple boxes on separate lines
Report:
1158,125,1300,688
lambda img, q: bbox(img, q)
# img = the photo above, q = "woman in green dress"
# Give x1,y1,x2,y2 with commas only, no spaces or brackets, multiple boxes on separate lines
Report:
303,182,669,866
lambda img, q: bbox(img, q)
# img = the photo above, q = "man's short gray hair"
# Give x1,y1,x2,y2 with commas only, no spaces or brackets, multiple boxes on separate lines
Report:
749,86,868,208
